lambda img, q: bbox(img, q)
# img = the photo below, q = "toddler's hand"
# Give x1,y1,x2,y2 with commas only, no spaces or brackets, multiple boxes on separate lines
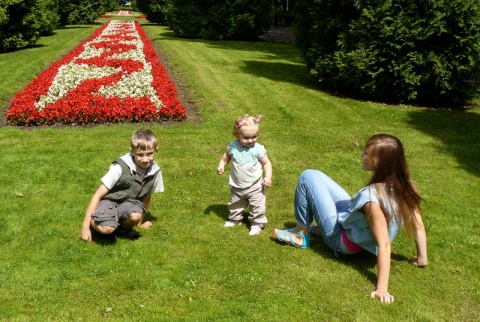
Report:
217,167,224,175
263,177,272,187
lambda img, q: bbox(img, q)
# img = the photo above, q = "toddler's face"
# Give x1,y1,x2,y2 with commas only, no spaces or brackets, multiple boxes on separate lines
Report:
131,147,157,169
237,125,259,148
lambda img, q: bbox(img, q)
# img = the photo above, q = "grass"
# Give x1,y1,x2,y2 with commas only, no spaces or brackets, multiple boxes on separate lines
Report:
1,19,479,321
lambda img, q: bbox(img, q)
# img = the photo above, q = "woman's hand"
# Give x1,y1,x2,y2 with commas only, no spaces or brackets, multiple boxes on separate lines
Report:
371,289,395,304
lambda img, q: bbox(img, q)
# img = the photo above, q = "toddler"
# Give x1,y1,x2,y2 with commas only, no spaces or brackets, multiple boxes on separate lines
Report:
217,114,272,235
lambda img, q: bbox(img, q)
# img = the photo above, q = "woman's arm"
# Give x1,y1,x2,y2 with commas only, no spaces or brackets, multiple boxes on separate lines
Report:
411,210,428,267
364,201,395,304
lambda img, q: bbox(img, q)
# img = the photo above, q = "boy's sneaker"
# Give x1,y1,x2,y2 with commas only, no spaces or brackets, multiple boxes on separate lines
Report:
115,227,140,240
249,226,263,236
224,221,242,227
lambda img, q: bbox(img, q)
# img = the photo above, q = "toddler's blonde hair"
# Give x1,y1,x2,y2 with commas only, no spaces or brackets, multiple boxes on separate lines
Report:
233,114,262,136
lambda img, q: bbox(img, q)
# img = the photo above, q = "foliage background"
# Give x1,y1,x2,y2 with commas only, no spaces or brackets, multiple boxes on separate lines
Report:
163,0,273,40
294,0,480,107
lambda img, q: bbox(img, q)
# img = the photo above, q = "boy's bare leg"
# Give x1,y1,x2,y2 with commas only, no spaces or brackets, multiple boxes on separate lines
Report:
91,220,116,235
120,212,152,229
119,212,142,228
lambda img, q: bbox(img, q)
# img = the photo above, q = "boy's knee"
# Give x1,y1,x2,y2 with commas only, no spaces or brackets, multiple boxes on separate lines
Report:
95,225,116,235
129,212,143,222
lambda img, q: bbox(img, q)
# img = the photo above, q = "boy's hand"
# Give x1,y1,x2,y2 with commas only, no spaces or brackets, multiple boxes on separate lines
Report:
217,166,224,175
81,227,92,242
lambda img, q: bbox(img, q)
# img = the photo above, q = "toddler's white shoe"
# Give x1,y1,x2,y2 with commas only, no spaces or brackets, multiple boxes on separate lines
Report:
249,226,262,236
224,221,242,227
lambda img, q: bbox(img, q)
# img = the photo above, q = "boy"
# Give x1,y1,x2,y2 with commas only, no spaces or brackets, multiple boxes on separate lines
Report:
81,129,164,242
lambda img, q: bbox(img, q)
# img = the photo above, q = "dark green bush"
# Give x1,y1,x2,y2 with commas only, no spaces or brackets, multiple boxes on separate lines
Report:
67,1,98,24
58,0,116,26
136,0,167,24
35,0,60,36
294,0,480,107
0,0,41,52
165,0,273,41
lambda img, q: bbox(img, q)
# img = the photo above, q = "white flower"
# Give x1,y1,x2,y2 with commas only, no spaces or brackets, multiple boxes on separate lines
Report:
35,20,162,111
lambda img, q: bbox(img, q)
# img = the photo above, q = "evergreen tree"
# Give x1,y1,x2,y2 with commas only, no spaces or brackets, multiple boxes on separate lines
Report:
294,0,480,106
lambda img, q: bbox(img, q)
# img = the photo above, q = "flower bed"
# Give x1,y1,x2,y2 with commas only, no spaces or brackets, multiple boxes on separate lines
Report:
116,10,132,16
7,20,186,126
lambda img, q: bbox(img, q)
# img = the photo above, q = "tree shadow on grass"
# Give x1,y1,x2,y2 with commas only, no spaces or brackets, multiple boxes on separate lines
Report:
271,221,411,286
238,60,316,90
60,24,103,29
406,108,480,177
146,28,317,89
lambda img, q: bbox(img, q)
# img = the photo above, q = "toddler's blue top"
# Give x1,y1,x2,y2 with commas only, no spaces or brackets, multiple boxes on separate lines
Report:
227,140,267,189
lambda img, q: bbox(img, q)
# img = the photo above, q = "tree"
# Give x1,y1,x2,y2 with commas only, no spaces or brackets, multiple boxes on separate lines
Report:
135,0,167,24
164,0,273,40
294,0,480,107
57,0,117,26
0,0,43,52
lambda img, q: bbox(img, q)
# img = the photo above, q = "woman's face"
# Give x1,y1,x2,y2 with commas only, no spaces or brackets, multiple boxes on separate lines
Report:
361,144,376,171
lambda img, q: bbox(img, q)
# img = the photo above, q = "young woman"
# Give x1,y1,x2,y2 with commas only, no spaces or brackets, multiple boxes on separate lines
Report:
273,134,427,303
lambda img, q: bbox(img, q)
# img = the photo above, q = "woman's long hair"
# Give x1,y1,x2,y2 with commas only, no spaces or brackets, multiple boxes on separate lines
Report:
366,134,422,237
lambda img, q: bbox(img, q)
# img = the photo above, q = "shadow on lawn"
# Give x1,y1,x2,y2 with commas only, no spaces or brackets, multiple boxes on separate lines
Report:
272,221,411,286
406,108,480,178
88,211,158,245
203,204,258,227
147,28,316,89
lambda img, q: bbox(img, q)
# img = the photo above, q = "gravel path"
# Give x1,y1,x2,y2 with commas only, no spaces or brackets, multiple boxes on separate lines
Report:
265,27,294,43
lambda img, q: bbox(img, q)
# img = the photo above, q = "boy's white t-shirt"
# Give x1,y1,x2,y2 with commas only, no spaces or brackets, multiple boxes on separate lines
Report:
101,153,164,193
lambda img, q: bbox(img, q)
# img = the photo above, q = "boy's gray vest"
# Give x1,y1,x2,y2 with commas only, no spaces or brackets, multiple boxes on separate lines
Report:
103,158,159,202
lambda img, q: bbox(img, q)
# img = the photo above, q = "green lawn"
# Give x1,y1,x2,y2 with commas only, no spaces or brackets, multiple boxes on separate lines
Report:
0,19,479,321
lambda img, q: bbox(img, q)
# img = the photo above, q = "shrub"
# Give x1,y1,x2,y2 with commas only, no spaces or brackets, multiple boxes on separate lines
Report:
165,0,273,41
57,0,117,26
294,0,480,107
0,0,41,52
136,0,167,24
35,0,60,36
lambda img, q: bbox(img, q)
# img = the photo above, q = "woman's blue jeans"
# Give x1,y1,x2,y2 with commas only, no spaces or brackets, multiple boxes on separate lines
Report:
294,169,350,252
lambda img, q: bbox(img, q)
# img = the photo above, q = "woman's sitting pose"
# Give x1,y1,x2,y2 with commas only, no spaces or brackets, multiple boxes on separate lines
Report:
273,134,428,303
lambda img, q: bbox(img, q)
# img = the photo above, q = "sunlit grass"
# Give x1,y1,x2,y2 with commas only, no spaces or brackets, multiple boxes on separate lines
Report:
0,21,478,321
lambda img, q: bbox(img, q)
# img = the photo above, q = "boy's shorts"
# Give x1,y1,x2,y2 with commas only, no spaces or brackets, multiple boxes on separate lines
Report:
91,199,146,227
